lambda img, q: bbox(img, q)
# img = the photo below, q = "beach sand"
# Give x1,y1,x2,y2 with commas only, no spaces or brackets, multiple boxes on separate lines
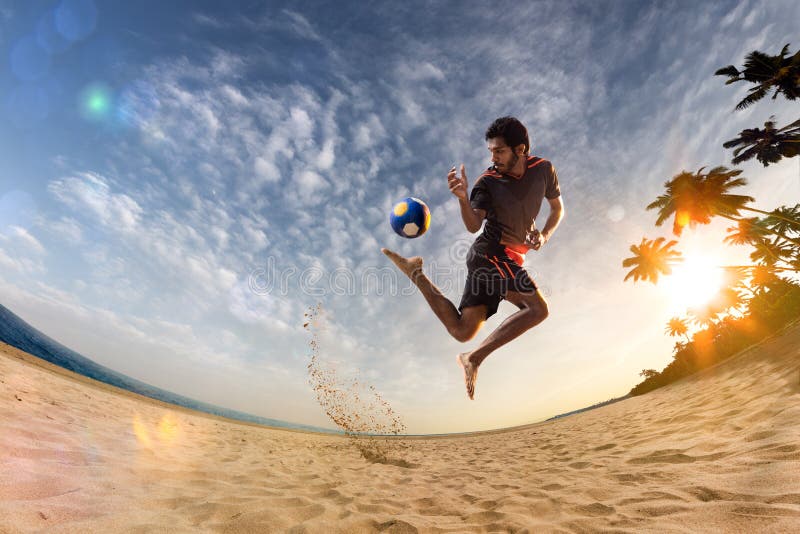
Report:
1,323,799,533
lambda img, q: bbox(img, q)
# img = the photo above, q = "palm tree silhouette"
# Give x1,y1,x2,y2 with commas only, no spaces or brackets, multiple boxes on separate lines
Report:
714,44,800,110
749,238,793,267
721,268,756,298
724,217,771,246
722,265,795,299
747,265,781,295
665,316,691,343
647,166,800,245
688,304,720,330
712,287,747,317
622,237,682,284
723,117,800,167
763,204,800,235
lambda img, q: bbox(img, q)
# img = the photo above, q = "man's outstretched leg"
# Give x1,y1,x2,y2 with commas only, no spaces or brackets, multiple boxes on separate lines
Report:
457,290,549,399
382,248,485,342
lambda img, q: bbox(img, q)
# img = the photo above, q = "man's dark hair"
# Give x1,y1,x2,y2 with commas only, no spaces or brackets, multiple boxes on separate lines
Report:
485,116,530,154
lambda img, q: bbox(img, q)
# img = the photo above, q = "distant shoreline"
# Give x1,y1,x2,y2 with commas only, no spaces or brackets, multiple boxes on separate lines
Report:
0,341,627,439
0,302,631,437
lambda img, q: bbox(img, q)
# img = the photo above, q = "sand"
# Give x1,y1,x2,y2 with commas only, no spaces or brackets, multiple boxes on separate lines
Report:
1,324,799,533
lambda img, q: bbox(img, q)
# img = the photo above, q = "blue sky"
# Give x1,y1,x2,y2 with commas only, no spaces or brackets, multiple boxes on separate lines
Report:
0,0,798,434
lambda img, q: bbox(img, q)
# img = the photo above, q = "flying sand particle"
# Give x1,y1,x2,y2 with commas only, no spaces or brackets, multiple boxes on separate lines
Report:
304,303,412,466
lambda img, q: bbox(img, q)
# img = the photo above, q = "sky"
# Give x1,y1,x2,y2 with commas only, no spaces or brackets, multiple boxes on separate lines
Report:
0,0,798,434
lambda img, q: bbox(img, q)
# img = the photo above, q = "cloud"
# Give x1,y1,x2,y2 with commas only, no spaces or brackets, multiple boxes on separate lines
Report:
6,226,45,255
0,225,46,275
47,172,142,232
190,12,227,29
0,248,44,275
281,9,323,43
395,60,445,82
42,216,83,244
47,169,239,314
253,156,279,183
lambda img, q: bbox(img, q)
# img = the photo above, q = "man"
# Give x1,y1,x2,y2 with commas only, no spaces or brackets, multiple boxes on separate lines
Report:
382,116,565,399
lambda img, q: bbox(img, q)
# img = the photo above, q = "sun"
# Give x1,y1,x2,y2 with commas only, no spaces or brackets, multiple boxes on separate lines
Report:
662,255,724,312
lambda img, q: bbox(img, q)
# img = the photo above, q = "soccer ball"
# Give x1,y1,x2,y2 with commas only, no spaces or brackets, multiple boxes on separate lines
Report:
390,197,431,238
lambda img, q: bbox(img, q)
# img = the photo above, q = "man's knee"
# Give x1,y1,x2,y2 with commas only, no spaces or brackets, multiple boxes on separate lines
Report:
450,306,485,342
450,324,479,343
521,293,548,325
533,296,549,321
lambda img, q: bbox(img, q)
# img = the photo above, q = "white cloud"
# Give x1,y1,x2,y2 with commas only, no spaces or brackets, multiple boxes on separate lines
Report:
396,60,445,82
353,113,387,151
221,84,248,107
0,225,46,274
47,169,241,312
281,9,323,43
191,13,227,29
6,226,45,255
48,172,142,232
254,156,280,183
0,247,44,275
43,216,83,244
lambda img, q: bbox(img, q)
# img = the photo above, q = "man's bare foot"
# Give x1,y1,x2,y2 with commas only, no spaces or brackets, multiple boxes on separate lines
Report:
381,248,423,280
456,352,478,400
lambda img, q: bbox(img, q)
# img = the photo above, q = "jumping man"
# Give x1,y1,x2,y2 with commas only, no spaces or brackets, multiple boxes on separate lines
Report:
382,116,565,399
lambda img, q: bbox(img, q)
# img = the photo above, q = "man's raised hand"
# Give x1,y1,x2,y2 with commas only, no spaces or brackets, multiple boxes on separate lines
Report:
448,164,468,201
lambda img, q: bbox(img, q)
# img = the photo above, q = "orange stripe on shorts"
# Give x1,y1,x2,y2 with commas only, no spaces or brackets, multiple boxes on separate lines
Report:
496,256,515,278
485,255,506,278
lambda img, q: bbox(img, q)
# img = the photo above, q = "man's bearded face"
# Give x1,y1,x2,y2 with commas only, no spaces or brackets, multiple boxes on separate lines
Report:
488,137,521,173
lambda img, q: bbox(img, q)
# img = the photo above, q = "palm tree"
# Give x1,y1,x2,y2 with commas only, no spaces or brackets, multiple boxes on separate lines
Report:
749,238,794,267
750,265,780,294
688,304,720,330
724,217,771,246
647,167,752,235
665,316,691,343
647,166,800,245
623,237,682,284
721,267,756,298
712,287,747,317
723,117,800,167
790,252,800,271
718,265,796,299
714,44,800,110
763,204,800,235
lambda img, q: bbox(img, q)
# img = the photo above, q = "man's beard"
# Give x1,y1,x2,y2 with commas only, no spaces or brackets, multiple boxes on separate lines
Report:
497,152,519,172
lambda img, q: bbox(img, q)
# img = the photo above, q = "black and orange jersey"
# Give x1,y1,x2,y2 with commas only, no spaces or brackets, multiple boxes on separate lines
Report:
469,155,560,254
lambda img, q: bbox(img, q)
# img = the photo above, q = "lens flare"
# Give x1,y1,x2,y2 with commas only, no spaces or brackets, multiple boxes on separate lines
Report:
80,83,112,121
6,85,50,128
676,210,691,230
157,414,180,443
132,413,182,449
55,0,98,42
37,11,72,54
132,414,153,448
10,36,51,81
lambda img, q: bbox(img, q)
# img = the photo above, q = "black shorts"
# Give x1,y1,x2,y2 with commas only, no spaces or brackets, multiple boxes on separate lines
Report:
457,245,538,320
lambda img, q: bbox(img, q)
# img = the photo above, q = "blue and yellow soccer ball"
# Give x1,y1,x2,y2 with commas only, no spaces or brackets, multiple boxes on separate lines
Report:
390,197,431,238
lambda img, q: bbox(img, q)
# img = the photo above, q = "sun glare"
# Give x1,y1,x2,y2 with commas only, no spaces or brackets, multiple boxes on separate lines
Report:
663,255,724,311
